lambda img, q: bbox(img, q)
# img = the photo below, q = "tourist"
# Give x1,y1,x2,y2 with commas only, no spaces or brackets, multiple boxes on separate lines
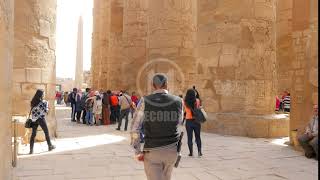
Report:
130,73,183,180
63,91,69,106
298,104,318,160
102,90,111,125
184,89,203,157
110,92,119,124
283,92,290,113
55,91,62,105
75,89,83,123
116,91,132,131
29,89,55,154
131,91,139,118
85,91,95,126
68,88,77,122
92,91,103,125
275,95,280,112
80,88,90,124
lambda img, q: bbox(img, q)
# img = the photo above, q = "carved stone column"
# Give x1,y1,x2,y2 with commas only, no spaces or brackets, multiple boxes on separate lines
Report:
0,0,14,178
13,0,57,137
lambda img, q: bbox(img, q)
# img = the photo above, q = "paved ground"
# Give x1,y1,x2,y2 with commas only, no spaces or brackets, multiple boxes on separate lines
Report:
13,106,318,180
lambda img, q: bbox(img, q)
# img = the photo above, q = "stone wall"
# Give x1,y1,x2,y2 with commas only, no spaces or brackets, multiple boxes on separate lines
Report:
0,0,13,178
12,0,57,137
276,0,318,139
121,0,148,93
197,0,279,136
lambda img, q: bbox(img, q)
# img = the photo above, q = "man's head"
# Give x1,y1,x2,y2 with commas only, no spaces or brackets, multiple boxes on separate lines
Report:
152,73,168,90
85,88,90,93
313,104,318,115
73,88,77,93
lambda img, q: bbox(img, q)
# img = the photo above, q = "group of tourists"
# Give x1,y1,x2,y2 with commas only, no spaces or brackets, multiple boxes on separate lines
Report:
275,90,291,113
66,87,140,130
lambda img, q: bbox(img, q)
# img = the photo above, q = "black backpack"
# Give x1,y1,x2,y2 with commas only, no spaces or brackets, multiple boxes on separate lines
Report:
80,94,88,109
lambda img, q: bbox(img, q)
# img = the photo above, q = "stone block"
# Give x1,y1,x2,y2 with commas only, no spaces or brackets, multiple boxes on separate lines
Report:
309,67,318,87
12,83,22,98
13,68,26,83
42,69,53,84
26,68,42,83
22,83,46,98
39,19,51,37
219,54,237,67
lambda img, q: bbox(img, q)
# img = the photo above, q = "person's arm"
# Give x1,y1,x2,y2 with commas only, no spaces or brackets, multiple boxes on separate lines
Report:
311,117,318,136
130,97,145,156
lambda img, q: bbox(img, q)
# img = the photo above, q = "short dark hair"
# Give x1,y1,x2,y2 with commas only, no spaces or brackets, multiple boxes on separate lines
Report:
152,73,167,88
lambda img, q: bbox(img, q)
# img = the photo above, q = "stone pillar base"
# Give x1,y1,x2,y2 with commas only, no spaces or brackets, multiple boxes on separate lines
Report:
203,113,289,138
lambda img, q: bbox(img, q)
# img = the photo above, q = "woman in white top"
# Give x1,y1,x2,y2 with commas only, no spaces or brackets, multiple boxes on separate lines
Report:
87,91,103,125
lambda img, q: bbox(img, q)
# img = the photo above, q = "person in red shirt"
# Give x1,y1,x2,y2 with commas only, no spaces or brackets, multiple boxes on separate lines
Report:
131,91,139,118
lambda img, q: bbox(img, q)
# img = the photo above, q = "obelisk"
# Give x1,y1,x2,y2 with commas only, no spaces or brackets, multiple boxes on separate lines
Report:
75,15,84,89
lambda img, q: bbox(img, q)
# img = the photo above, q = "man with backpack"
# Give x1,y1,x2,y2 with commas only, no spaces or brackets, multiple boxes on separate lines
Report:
110,92,119,124
68,88,77,122
130,74,183,180
116,91,132,131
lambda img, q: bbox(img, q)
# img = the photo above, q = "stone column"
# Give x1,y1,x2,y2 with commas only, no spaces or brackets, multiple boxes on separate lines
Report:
13,0,57,137
122,0,148,93
75,16,84,89
0,0,13,178
276,0,318,138
145,0,197,95
91,0,102,90
106,0,124,91
99,0,111,91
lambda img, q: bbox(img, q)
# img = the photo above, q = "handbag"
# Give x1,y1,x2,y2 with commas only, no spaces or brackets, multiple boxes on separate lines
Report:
191,106,207,124
24,108,33,128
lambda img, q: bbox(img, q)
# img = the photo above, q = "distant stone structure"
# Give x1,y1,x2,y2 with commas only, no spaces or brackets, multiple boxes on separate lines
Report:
74,16,84,90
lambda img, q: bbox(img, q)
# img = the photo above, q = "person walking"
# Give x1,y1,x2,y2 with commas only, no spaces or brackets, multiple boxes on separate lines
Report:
102,90,111,125
75,89,83,123
130,73,183,180
68,88,77,122
29,89,55,154
92,91,103,125
116,91,132,131
184,89,203,157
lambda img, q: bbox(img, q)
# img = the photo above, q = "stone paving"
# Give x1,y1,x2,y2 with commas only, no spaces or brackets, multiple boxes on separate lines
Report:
13,106,318,180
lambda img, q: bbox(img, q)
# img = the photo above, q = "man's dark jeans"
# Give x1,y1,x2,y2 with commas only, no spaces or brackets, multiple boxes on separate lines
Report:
118,108,130,130
30,118,52,152
82,109,87,124
71,103,76,121
298,134,318,159
110,105,120,124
